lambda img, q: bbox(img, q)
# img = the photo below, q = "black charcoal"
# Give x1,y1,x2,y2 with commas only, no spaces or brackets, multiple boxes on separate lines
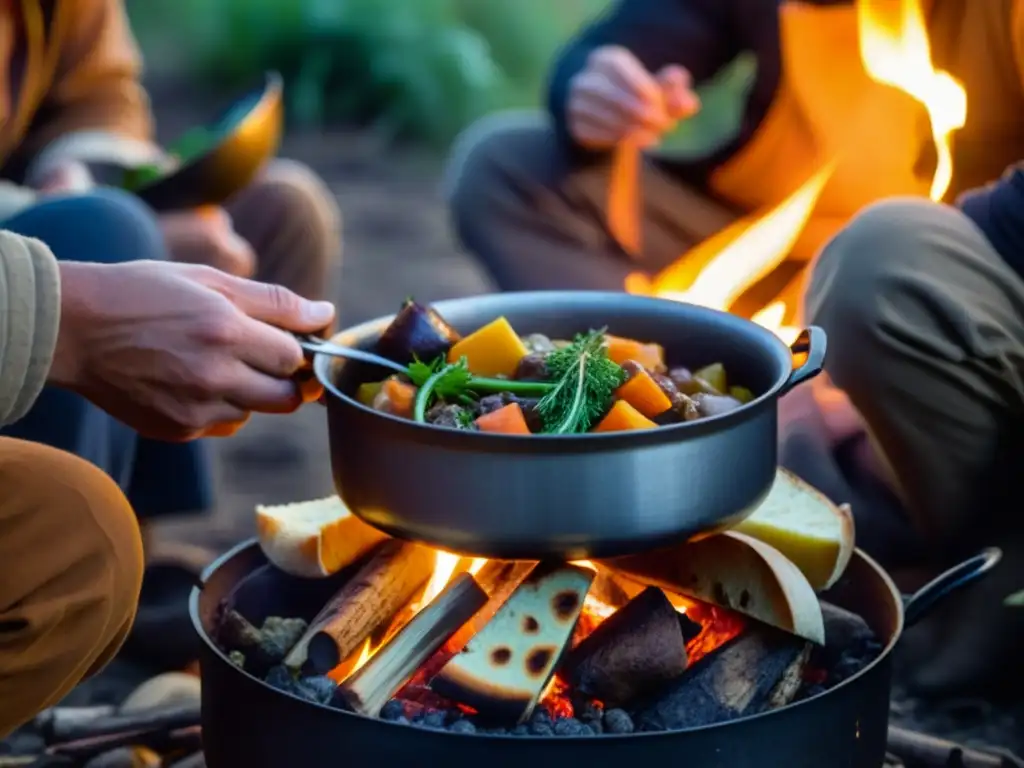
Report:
228,650,246,669
220,611,307,671
259,617,308,662
264,665,297,694
380,700,405,721
449,719,477,734
295,675,337,705
421,711,447,729
603,708,635,734
528,721,554,736
511,724,530,736
553,718,589,736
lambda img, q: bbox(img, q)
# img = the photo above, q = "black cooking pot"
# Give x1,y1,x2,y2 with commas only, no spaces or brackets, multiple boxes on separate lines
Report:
314,292,827,560
190,540,1000,768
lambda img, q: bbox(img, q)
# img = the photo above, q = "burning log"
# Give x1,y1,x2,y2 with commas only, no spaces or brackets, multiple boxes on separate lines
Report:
336,573,488,716
561,586,688,707
284,541,434,674
633,623,812,731
430,562,595,724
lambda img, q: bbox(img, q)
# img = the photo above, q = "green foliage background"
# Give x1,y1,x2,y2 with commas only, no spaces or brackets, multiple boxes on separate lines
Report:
127,0,752,152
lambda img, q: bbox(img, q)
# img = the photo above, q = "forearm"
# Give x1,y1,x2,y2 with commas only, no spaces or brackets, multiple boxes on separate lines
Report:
0,233,61,426
956,163,1024,277
547,0,737,157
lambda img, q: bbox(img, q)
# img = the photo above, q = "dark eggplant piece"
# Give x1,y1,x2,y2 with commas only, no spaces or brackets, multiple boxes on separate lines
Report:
376,299,461,365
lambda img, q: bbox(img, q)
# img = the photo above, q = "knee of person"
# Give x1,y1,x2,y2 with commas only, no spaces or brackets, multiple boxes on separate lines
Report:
256,159,342,254
17,442,145,643
56,188,167,265
805,198,953,338
444,112,554,241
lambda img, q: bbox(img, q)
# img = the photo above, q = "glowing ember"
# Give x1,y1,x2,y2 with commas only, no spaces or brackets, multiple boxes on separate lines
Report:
632,0,967,337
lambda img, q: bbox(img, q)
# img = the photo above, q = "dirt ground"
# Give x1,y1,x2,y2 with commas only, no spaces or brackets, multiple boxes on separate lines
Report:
3,86,1022,760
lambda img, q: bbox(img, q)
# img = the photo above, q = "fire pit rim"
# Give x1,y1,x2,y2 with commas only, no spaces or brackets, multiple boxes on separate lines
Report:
189,538,900,741
313,290,826,450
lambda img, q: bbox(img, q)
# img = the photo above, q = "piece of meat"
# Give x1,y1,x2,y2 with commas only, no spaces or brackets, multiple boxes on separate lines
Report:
478,393,544,432
514,353,550,381
426,403,477,429
692,393,744,418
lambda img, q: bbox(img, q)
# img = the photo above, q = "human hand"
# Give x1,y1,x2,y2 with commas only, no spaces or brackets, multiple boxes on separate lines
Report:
50,260,336,441
161,207,257,278
567,46,700,150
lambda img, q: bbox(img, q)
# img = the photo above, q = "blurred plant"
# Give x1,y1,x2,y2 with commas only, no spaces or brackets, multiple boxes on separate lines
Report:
127,0,750,148
1007,590,1024,607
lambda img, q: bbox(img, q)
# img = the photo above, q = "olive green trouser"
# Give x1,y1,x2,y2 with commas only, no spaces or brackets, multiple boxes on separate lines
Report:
446,112,1024,696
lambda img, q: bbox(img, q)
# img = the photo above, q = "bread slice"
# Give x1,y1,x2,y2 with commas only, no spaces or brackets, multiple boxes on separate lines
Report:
255,496,388,578
732,468,855,591
605,531,825,644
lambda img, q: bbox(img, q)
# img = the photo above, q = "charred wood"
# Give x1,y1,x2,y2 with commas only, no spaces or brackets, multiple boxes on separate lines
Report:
562,587,687,707
431,562,594,724
337,573,488,716
633,623,811,731
285,541,434,674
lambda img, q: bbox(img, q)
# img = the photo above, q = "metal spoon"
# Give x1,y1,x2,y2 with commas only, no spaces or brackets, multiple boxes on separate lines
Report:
296,335,407,374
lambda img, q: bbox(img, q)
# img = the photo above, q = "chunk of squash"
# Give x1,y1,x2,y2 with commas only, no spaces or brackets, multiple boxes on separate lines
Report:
447,317,529,378
615,367,673,418
593,400,658,432
475,402,531,434
605,336,666,372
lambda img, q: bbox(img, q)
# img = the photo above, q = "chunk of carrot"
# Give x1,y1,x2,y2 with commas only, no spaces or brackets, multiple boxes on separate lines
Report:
605,335,666,372
615,366,673,418
593,400,658,432
475,402,531,435
380,378,416,418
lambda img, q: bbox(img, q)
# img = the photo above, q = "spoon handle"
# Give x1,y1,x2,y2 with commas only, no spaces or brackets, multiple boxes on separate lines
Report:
296,335,407,374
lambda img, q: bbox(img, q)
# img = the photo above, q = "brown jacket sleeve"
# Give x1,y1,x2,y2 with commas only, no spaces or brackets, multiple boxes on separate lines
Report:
0,231,61,426
20,0,162,187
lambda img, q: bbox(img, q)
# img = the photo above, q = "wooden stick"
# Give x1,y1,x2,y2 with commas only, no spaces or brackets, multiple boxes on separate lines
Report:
35,706,117,745
285,540,434,674
562,586,687,707
42,703,200,746
336,573,488,716
632,624,811,731
430,562,594,724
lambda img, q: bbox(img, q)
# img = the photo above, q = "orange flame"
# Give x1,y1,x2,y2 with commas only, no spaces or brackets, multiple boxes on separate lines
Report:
856,0,967,202
635,0,967,335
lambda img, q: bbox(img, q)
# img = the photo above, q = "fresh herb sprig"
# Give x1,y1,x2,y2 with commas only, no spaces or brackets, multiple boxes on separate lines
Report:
536,329,624,434
402,329,622,432
406,357,551,423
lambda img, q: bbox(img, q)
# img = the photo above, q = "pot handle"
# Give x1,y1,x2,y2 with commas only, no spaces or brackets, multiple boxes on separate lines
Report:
902,547,1002,627
779,326,827,396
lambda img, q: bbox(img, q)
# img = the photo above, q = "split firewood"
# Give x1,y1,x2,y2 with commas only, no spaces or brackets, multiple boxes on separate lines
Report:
633,623,812,731
285,540,434,674
48,726,201,762
430,562,594,724
337,573,488,716
35,706,116,745
42,703,200,746
886,726,1015,768
604,531,826,644
562,586,687,707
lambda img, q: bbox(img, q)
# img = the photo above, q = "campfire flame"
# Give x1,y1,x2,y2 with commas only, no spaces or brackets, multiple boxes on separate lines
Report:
857,0,967,202
331,551,745,717
632,0,966,337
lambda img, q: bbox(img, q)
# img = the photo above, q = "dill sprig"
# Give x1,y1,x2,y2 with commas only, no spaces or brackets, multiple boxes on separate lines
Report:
537,329,624,434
